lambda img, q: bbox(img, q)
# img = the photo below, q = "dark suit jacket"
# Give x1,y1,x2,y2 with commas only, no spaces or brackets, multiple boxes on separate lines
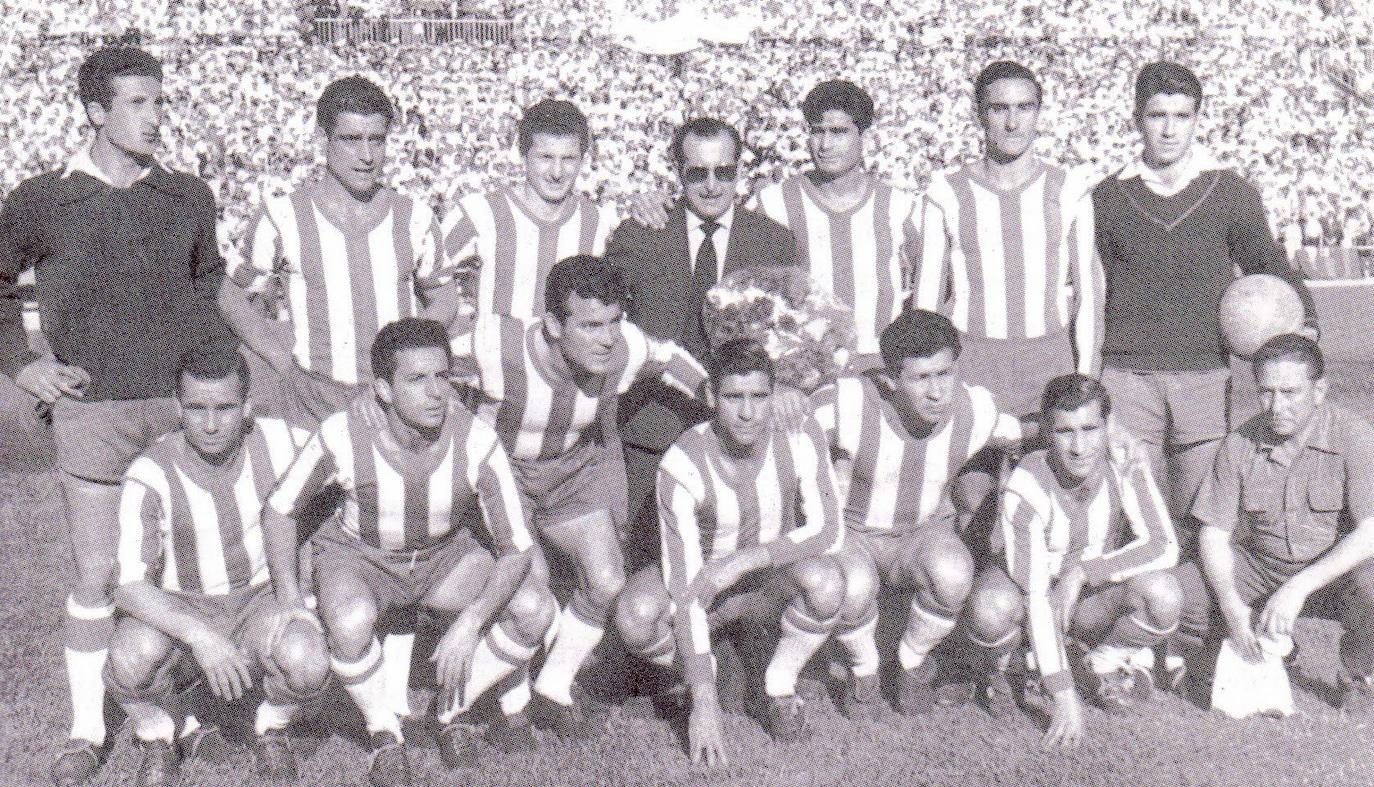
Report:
605,202,798,453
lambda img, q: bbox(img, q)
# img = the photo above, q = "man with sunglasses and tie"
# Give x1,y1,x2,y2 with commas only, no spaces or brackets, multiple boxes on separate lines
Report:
606,117,799,574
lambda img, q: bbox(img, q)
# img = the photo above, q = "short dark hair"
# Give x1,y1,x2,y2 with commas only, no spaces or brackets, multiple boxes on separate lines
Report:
670,117,743,168
176,342,249,400
801,79,874,132
708,339,775,390
543,255,629,321
1252,333,1325,380
518,99,591,156
974,61,1043,111
879,309,961,372
370,318,451,382
1134,61,1203,116
77,47,162,111
1040,374,1112,422
317,76,394,136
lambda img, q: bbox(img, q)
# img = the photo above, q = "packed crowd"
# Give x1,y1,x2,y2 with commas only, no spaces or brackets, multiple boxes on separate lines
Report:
1,0,1371,261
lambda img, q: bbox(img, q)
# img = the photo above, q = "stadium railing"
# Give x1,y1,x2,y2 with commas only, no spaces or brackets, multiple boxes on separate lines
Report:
311,16,515,45
1294,245,1374,281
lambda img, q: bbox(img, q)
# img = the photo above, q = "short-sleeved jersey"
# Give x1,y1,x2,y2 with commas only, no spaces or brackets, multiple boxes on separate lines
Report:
657,418,843,685
914,162,1103,374
442,189,618,319
812,375,1020,535
227,188,449,385
1192,405,1374,565
1001,450,1177,694
267,403,531,554
450,314,707,462
750,175,918,357
116,418,310,595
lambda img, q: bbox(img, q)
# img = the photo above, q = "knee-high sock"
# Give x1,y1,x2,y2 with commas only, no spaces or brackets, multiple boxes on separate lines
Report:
332,639,401,741
65,595,114,745
898,596,957,672
836,612,880,678
765,603,836,698
498,668,532,716
534,607,605,707
439,621,539,722
381,632,415,718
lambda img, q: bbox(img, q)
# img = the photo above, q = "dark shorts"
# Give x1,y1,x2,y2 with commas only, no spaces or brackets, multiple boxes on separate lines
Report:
281,364,362,430
512,440,628,533
848,525,969,587
310,519,488,617
52,395,180,483
958,332,1075,418
1100,366,1231,447
976,564,1162,647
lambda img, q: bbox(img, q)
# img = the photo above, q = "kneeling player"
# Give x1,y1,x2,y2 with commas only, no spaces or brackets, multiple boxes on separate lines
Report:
263,319,555,787
105,345,327,786
964,374,1180,749
812,310,1023,718
614,340,844,764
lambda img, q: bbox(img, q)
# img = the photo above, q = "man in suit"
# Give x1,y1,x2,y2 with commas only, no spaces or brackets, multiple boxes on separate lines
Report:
605,117,799,572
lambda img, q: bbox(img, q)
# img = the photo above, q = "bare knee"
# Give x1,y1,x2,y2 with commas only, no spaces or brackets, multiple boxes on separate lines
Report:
1127,571,1182,629
789,557,844,621
583,562,627,615
613,581,668,650
505,583,557,645
917,540,974,613
272,621,330,696
108,625,171,693
321,593,378,659
837,551,878,624
964,579,1024,645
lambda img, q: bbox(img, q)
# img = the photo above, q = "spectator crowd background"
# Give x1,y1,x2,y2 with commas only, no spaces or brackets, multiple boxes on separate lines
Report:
1,0,1371,275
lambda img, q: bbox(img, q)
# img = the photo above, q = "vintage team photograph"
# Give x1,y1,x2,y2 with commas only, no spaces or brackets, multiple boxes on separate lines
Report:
0,0,1372,784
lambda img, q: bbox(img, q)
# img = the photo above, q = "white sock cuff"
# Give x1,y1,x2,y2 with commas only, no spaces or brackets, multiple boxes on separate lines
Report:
491,622,539,664
66,595,114,620
331,639,383,681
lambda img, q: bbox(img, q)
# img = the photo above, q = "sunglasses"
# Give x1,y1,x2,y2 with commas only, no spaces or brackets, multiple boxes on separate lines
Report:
682,165,739,184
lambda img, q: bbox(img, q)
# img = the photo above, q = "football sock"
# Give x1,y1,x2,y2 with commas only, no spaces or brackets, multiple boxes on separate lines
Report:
534,607,605,707
381,632,415,718
65,595,115,746
641,627,677,670
898,596,957,672
836,613,880,679
765,602,835,698
439,622,537,722
332,639,401,741
1105,611,1177,651
498,669,532,716
254,702,299,737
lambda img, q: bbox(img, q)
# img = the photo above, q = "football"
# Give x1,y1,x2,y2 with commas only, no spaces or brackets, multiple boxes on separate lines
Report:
1218,274,1305,358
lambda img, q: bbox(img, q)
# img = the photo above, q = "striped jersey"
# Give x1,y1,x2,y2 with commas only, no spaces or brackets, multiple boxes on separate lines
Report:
116,418,310,595
442,188,618,319
914,162,1104,373
227,187,451,385
750,174,919,356
450,314,708,461
1001,450,1178,694
267,402,532,554
812,375,1020,535
658,418,843,685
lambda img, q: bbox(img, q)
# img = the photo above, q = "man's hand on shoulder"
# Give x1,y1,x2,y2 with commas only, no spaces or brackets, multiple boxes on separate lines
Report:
16,356,88,404
627,191,675,230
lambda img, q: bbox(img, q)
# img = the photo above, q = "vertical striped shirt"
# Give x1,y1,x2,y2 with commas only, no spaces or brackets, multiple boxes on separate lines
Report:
267,402,532,554
116,418,310,595
658,418,843,685
812,375,1021,535
442,189,618,319
450,314,708,461
227,187,450,385
750,174,919,356
914,162,1104,374
1001,450,1178,694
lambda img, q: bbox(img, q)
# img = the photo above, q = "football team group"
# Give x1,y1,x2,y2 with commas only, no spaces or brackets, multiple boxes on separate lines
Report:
4,42,1371,787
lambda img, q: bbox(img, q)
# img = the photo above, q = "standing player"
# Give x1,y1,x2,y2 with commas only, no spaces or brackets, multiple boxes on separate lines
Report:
614,339,844,763
219,76,452,427
750,79,920,364
441,255,709,740
0,47,233,785
964,375,1180,748
442,99,618,321
1092,61,1316,550
263,319,554,787
219,75,452,722
105,345,327,785
811,309,1023,719
914,61,1102,419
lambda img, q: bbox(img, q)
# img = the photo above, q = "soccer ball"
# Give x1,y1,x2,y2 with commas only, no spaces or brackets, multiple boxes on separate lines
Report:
1218,274,1304,359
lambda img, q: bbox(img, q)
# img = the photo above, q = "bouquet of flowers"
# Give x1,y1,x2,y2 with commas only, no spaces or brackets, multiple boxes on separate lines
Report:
703,265,856,393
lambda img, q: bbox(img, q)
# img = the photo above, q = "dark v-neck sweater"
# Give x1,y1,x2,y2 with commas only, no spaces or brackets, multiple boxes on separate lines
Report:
1092,168,1315,372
